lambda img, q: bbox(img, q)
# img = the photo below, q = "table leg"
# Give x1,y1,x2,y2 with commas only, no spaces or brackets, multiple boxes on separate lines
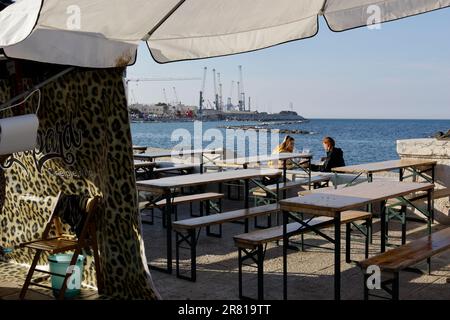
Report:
149,190,173,274
200,152,204,174
334,212,341,300
283,160,287,199
165,191,173,273
399,168,403,182
430,167,435,223
380,200,386,253
283,210,288,300
367,173,373,183
308,158,312,190
244,179,249,233
427,189,433,233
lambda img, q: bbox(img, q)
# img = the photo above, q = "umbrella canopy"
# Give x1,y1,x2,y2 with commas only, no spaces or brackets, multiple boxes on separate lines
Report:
0,0,449,68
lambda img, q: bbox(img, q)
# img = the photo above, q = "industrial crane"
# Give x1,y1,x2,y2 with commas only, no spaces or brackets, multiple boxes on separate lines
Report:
237,81,241,111
227,80,235,111
199,67,207,114
238,65,245,111
218,72,223,111
162,88,168,105
125,76,201,106
172,87,179,105
212,68,219,111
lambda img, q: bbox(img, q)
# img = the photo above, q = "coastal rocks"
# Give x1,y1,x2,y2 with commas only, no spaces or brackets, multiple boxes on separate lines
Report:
433,130,450,141
397,138,450,224
218,124,313,135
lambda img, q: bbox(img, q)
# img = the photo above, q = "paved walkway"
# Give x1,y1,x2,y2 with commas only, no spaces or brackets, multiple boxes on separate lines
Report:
143,196,450,300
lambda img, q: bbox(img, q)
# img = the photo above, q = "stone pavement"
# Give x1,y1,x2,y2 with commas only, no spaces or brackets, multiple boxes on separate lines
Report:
143,196,450,300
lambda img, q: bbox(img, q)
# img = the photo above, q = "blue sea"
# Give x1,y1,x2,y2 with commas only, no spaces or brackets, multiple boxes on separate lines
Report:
131,119,449,165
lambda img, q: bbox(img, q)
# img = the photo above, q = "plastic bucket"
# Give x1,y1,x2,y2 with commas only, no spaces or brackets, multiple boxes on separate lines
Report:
48,253,84,298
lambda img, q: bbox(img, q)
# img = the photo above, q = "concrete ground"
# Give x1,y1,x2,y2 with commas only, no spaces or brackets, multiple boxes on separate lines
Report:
142,191,450,300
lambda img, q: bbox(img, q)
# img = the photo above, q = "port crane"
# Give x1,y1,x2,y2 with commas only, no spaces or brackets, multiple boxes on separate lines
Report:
125,76,201,105
238,65,245,111
227,80,235,111
218,72,223,111
199,67,207,115
172,87,179,105
163,88,168,104
212,69,220,111
237,81,241,111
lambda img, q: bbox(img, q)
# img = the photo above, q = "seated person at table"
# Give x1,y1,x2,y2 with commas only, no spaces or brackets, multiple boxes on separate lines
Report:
268,135,296,169
312,137,345,172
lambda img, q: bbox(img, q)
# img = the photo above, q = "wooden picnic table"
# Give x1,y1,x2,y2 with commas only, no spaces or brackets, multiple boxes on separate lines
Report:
279,180,434,300
132,145,147,154
134,148,223,173
216,153,313,194
137,168,281,274
133,160,156,180
332,159,437,183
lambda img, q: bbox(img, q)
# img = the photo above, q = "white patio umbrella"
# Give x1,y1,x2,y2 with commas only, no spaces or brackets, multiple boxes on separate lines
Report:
0,0,449,68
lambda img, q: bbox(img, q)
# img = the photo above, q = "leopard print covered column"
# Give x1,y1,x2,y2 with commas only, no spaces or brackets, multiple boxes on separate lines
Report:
0,65,159,299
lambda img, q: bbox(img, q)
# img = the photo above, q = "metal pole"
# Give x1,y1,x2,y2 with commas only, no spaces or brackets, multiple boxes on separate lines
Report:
0,67,75,110
143,0,187,40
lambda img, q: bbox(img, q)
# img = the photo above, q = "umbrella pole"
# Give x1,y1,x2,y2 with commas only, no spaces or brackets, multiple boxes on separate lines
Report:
143,0,186,40
0,67,75,111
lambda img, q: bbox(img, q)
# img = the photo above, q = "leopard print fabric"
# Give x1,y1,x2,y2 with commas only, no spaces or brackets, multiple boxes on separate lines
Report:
0,66,158,299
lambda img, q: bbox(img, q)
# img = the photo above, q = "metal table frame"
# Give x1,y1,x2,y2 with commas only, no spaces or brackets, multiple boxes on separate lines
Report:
137,169,281,274
280,182,434,300
134,148,223,174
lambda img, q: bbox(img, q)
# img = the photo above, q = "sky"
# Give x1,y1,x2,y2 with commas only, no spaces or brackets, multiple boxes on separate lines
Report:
127,9,450,119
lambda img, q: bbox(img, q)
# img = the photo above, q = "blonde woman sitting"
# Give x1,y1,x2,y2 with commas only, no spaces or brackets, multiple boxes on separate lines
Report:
268,135,296,169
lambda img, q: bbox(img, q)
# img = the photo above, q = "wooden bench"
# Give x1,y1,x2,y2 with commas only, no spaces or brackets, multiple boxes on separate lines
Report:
384,188,450,246
234,210,372,300
172,203,281,281
252,176,331,229
134,161,156,180
358,227,450,300
251,176,330,198
139,192,224,225
153,163,195,176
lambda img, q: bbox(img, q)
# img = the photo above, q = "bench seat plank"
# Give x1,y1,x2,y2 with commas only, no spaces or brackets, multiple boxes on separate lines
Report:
234,217,333,247
359,227,450,272
340,210,372,223
233,210,371,247
172,203,280,230
139,192,224,210
153,164,195,173
252,176,330,196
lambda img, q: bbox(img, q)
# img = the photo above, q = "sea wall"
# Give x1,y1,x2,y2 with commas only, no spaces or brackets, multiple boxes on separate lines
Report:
397,138,450,224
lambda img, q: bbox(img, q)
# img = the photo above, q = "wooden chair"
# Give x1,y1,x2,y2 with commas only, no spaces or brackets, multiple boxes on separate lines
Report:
19,192,103,300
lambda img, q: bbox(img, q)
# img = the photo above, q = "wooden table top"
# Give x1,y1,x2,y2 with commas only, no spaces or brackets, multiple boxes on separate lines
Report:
216,152,312,166
332,159,437,174
137,168,281,192
279,181,434,216
134,148,223,161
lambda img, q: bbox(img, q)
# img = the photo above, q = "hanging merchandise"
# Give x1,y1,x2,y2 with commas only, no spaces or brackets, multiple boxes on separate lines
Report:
0,89,40,155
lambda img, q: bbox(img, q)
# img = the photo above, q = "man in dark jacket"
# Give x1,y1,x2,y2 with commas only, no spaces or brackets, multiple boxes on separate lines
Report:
319,137,345,172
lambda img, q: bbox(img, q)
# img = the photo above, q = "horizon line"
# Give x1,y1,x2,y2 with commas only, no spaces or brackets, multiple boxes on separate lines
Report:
306,117,450,121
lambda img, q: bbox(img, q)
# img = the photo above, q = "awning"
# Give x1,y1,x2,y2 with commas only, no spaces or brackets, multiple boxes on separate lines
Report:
0,0,449,68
